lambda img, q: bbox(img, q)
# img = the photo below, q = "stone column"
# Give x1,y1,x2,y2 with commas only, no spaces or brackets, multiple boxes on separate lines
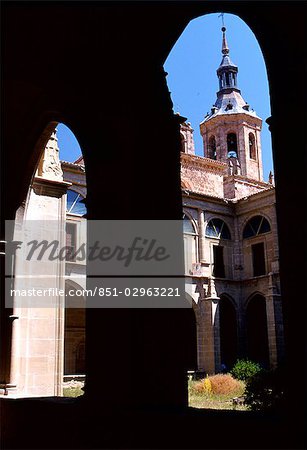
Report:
198,209,205,262
265,295,278,369
233,215,243,280
9,131,70,396
198,278,221,374
193,281,206,372
266,273,285,369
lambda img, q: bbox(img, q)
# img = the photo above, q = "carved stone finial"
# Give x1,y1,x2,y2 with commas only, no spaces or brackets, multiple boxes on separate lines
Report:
207,277,219,299
195,278,206,300
37,129,63,181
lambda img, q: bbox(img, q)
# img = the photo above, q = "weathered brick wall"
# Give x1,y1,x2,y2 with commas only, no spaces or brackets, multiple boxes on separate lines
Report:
181,154,227,197
200,113,262,181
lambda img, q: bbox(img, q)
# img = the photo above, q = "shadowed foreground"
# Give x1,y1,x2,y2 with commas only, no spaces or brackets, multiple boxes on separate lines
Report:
1,397,305,449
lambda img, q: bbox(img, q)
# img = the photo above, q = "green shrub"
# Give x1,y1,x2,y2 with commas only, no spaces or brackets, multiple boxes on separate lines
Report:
230,359,262,381
244,367,285,411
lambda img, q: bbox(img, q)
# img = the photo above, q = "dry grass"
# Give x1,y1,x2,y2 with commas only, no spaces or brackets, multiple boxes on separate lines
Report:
191,380,208,394
189,393,246,410
63,386,84,397
188,373,247,410
209,373,244,395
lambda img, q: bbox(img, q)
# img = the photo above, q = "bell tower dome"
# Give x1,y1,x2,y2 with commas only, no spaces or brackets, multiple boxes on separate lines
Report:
200,27,263,182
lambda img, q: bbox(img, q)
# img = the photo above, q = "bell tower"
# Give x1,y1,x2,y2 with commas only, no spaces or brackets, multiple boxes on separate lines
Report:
200,27,263,182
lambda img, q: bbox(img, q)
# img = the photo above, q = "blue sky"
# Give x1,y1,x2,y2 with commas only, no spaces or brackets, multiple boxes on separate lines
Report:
57,123,82,163
164,13,273,179
57,12,273,179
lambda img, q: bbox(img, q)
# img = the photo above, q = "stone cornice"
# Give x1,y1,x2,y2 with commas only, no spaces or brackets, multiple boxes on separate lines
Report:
33,176,71,198
182,189,231,205
181,153,227,174
63,179,87,189
200,111,262,128
182,183,275,207
224,174,272,189
61,161,85,173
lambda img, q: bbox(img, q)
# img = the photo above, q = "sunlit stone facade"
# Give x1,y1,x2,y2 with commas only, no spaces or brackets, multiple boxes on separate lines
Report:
5,27,284,397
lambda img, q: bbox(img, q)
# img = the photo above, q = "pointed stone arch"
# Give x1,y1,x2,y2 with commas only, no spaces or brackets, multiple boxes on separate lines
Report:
245,292,270,368
218,293,238,370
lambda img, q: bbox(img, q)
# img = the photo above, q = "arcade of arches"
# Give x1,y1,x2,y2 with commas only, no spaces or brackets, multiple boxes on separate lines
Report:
1,3,306,449
4,25,286,397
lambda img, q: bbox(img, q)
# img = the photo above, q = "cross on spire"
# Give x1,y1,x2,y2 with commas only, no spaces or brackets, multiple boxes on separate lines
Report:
218,12,225,27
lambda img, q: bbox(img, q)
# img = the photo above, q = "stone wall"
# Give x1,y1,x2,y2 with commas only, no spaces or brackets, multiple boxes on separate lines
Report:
181,154,227,197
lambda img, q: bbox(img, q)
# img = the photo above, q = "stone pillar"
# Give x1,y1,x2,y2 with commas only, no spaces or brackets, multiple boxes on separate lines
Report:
198,209,205,262
9,132,70,396
83,67,191,410
255,128,263,181
238,127,246,176
233,215,243,280
272,294,285,365
0,246,16,394
197,278,221,374
193,281,206,372
265,295,278,369
266,273,285,369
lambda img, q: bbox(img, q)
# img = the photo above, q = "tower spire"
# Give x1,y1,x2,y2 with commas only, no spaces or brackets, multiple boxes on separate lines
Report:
221,26,229,55
216,26,239,94
200,22,263,181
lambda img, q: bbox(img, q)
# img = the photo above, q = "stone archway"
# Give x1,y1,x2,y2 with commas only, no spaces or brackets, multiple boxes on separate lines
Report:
219,294,238,371
1,4,306,448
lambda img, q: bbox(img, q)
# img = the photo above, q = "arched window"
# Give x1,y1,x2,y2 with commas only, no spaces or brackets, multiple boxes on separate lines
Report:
66,189,87,216
227,133,238,158
249,132,256,159
243,215,271,239
208,136,217,159
205,218,231,240
183,213,198,275
243,216,270,276
206,219,231,279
